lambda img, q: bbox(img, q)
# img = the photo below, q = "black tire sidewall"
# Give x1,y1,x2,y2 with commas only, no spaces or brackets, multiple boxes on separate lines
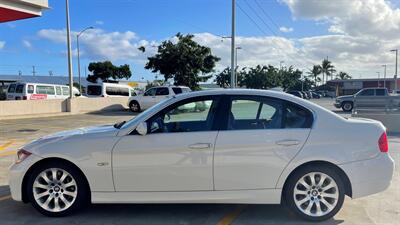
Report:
129,101,140,112
27,161,88,217
341,102,353,112
284,166,345,222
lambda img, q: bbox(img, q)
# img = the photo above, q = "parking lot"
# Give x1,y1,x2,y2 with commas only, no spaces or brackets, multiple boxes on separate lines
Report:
0,98,399,225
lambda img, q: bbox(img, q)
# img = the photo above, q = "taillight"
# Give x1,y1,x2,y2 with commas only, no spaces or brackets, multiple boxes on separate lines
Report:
16,149,31,164
378,132,388,153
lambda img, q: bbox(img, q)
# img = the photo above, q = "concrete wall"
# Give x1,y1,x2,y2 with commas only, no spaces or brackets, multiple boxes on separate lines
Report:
352,113,400,133
0,97,129,119
67,97,129,113
0,99,67,118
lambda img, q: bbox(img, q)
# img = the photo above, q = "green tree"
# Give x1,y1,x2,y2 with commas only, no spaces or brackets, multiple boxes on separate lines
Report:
307,65,322,87
279,66,303,91
321,59,336,84
337,71,352,80
144,33,220,90
86,61,132,83
241,65,278,89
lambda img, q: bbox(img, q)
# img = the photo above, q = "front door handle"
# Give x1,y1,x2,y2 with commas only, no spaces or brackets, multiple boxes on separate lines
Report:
188,143,212,149
276,139,300,146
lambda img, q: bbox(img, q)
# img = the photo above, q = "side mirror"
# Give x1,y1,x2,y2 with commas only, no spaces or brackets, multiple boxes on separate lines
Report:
136,122,148,136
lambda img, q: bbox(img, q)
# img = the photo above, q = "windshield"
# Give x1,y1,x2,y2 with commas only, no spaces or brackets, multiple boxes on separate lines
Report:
120,97,174,129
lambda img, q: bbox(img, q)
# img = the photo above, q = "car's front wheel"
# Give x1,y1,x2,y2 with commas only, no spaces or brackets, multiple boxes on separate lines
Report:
341,102,353,112
27,162,88,217
284,166,345,221
129,100,141,112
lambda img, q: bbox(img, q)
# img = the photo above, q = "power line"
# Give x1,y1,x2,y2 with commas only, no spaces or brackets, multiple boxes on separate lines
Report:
254,0,281,31
243,0,276,36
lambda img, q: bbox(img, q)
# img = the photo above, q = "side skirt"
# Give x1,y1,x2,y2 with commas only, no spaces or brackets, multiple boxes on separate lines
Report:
92,189,282,204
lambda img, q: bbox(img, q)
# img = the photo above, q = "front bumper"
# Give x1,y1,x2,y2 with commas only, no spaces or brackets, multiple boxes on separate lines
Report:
334,102,341,108
339,153,395,199
8,154,43,202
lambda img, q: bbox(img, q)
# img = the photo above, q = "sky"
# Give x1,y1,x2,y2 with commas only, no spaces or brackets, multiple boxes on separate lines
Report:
1,0,400,82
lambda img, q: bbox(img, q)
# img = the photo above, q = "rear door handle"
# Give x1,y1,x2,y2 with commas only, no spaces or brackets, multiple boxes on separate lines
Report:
189,143,212,149
276,140,300,146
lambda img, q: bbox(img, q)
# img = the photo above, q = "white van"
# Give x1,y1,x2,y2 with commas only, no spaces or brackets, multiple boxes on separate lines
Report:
6,82,80,100
86,82,137,97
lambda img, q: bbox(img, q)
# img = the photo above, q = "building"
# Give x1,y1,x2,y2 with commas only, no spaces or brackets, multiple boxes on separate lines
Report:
327,78,400,96
0,0,48,23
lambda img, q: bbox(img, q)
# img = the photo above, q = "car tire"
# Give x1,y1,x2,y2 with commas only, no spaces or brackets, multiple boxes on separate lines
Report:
129,101,141,112
341,102,353,112
284,165,345,221
27,161,89,217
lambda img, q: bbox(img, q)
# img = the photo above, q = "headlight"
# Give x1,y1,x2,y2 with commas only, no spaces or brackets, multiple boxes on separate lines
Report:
16,149,32,164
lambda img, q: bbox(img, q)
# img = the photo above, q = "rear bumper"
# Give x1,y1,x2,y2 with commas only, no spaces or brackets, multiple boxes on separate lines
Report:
339,153,394,199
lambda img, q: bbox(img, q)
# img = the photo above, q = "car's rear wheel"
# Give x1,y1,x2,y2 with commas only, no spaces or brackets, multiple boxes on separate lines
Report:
284,166,345,221
341,102,353,112
27,162,88,217
129,101,141,112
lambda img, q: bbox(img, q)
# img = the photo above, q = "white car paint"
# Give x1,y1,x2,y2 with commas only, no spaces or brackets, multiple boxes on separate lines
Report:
8,89,395,219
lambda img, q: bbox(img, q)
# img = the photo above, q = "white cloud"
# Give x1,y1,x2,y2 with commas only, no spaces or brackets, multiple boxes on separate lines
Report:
22,40,33,49
0,41,5,49
279,26,293,33
95,20,104,25
38,28,157,62
282,0,400,39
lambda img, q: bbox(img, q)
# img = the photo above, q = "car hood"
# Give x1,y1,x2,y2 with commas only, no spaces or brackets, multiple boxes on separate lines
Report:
24,125,117,149
336,95,354,100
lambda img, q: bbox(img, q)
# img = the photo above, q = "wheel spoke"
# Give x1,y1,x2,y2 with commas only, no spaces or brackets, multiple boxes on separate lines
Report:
64,180,76,188
322,183,335,191
42,195,53,210
63,190,77,198
33,181,48,190
315,201,323,216
297,196,309,205
309,173,316,186
322,192,338,199
299,179,311,189
51,169,58,181
34,191,49,199
318,174,327,186
59,173,68,183
320,198,335,211
59,195,71,208
41,173,51,184
304,201,314,214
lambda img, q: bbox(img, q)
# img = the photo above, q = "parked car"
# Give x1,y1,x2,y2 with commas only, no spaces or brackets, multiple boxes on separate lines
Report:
311,91,321,99
9,89,394,221
6,82,80,100
86,82,137,98
334,88,389,112
128,85,191,112
287,90,303,98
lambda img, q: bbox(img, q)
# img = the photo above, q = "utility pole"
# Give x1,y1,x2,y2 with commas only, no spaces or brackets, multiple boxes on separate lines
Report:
391,49,398,90
66,0,74,99
235,46,241,87
382,64,387,88
32,66,36,76
376,72,380,87
230,0,236,89
77,26,94,95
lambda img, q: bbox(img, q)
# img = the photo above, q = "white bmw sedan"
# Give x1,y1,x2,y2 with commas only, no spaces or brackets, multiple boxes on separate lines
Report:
9,89,394,221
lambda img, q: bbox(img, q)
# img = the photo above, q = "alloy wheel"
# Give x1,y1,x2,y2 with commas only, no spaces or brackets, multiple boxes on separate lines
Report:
32,168,78,213
293,172,339,217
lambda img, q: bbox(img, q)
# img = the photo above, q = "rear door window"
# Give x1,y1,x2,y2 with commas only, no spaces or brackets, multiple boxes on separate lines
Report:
156,87,169,96
375,89,386,96
143,88,156,96
56,86,62,95
359,89,374,96
284,103,313,128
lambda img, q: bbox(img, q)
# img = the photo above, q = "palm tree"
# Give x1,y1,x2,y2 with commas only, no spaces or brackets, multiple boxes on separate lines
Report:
337,71,352,80
321,59,336,84
307,65,322,87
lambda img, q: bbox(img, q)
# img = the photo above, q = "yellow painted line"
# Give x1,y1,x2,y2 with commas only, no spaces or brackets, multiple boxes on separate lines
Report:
0,141,14,151
216,205,247,225
0,195,11,201
0,151,16,157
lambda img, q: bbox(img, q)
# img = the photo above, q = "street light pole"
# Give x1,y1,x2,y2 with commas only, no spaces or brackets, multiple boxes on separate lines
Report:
65,0,74,99
230,0,236,89
382,64,387,88
391,49,398,90
77,26,94,95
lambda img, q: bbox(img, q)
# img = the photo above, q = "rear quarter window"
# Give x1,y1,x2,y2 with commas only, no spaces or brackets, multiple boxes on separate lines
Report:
15,85,24,93
8,84,16,93
284,102,313,128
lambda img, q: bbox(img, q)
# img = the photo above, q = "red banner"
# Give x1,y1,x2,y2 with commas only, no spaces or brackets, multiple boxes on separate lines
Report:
30,94,47,100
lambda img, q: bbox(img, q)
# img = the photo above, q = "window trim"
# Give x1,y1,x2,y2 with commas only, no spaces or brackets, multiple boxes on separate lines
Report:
220,95,314,131
130,95,222,135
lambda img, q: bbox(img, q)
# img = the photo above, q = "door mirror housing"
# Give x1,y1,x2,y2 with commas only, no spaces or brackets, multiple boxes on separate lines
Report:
136,122,148,136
